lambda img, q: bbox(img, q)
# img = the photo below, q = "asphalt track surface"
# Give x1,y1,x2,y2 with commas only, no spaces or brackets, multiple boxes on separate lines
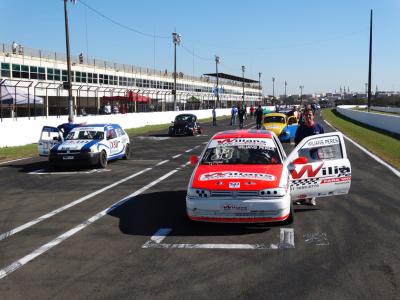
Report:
0,113,399,299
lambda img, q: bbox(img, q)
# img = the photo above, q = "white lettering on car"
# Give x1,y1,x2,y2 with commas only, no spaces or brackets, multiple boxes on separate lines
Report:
199,171,276,181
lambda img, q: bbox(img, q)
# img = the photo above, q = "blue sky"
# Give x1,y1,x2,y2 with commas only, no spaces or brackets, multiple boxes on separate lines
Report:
1,0,399,95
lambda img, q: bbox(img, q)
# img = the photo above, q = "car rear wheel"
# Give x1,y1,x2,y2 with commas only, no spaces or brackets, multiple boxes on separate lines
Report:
98,150,108,168
168,128,174,137
123,144,130,160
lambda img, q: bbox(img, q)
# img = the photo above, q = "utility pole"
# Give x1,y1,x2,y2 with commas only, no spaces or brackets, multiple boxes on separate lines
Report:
172,32,181,111
272,77,275,102
215,55,220,108
284,81,287,105
299,85,304,105
258,72,262,104
368,9,373,112
241,66,245,107
63,0,74,119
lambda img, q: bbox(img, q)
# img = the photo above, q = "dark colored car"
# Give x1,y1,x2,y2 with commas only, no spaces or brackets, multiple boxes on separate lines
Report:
168,114,203,136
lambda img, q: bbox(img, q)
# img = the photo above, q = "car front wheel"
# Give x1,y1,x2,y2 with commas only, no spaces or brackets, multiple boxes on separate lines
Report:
98,150,108,168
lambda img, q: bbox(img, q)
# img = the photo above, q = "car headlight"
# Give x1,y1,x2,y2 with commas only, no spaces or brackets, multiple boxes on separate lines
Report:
187,188,211,198
258,188,287,197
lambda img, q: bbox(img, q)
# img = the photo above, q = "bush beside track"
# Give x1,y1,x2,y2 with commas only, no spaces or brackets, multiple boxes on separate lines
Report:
322,108,400,169
0,116,230,163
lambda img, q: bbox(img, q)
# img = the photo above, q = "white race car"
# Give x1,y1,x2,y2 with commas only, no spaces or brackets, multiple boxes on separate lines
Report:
38,123,130,168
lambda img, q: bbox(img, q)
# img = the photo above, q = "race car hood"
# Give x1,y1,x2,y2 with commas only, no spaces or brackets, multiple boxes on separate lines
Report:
191,164,283,190
54,140,97,151
262,123,285,135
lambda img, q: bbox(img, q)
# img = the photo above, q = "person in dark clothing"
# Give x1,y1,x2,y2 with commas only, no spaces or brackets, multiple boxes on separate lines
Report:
294,109,324,146
255,105,263,129
237,106,246,129
57,116,82,139
294,109,324,206
212,107,217,126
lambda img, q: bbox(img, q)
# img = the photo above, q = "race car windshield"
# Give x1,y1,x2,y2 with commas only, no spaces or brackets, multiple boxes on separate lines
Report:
201,138,281,165
264,116,285,124
175,115,193,122
66,130,104,140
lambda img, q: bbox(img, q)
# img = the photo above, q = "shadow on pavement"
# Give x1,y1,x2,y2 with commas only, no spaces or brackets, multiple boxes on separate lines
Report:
107,190,282,237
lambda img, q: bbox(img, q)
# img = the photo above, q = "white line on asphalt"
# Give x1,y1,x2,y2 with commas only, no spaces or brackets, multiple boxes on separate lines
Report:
142,228,297,250
0,163,189,280
0,167,152,242
279,228,295,248
324,120,400,178
155,160,169,166
172,154,182,159
28,168,111,175
185,148,194,153
0,157,34,165
142,228,172,248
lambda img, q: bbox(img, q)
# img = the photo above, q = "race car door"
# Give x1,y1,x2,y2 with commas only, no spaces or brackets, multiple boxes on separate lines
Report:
38,126,63,156
285,132,351,200
106,127,124,157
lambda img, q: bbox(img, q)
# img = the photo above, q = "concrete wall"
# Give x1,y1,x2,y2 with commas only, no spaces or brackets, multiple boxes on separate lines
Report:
337,105,400,135
0,109,231,147
371,106,400,113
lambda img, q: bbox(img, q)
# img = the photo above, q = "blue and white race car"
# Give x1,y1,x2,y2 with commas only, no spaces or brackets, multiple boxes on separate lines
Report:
38,123,130,168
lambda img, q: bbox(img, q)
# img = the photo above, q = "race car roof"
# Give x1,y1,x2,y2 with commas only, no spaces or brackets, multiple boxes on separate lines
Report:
264,113,287,117
212,129,273,140
74,123,122,130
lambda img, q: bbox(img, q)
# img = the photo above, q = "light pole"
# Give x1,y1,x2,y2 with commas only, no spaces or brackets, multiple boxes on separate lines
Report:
172,32,181,111
284,81,287,105
272,77,275,103
241,66,245,107
63,0,75,119
215,55,220,108
258,72,262,104
367,9,373,112
299,85,304,105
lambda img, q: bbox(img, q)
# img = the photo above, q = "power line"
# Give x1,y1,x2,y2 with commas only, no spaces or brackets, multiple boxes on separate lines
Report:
78,0,170,39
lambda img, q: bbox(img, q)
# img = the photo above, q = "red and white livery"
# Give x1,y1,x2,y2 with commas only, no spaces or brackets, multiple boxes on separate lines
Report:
186,129,351,223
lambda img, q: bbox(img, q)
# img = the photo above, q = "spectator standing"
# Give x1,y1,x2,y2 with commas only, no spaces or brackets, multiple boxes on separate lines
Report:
294,108,324,206
255,105,263,129
57,116,83,139
212,107,217,126
238,105,246,129
12,41,17,54
230,105,238,125
104,102,112,114
250,105,255,119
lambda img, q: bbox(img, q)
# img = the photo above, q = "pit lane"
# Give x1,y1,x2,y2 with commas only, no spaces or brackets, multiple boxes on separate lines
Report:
0,115,399,299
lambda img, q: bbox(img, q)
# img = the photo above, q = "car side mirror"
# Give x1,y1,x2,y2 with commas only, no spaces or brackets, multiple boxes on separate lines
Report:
292,156,308,165
189,155,199,165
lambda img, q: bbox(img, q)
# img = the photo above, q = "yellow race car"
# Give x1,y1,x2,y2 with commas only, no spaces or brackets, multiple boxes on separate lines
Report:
262,113,298,142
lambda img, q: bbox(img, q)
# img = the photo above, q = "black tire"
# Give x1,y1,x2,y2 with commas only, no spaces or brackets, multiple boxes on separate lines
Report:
197,127,203,134
123,144,130,160
50,164,60,172
281,202,294,225
168,128,174,137
98,150,108,168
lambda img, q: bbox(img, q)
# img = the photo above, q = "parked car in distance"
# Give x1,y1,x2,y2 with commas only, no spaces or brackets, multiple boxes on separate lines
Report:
262,113,298,142
168,113,203,136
